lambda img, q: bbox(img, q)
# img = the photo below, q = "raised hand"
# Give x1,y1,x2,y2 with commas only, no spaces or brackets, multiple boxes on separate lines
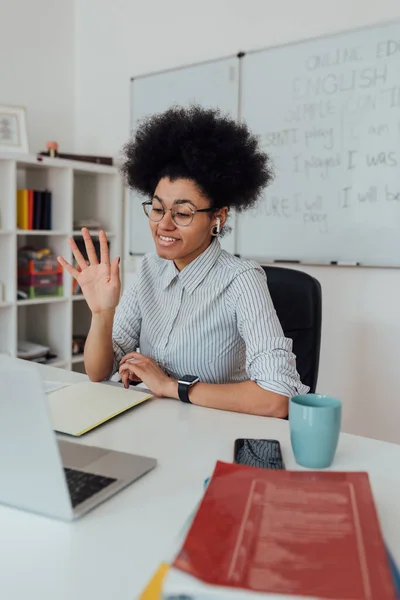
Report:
58,228,121,315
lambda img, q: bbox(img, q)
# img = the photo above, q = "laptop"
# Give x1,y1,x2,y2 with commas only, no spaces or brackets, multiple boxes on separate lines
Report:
0,368,157,521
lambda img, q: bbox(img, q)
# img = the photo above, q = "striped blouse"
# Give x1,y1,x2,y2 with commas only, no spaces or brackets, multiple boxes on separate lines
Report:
112,238,309,397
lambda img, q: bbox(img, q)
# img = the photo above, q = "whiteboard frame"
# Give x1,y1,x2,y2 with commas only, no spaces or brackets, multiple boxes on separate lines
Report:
129,52,244,83
242,18,399,59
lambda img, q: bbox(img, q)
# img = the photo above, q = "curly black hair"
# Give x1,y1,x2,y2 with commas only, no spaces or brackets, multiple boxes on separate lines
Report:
121,105,273,212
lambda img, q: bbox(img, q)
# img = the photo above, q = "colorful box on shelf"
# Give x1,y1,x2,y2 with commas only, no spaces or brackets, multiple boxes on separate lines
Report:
18,250,63,299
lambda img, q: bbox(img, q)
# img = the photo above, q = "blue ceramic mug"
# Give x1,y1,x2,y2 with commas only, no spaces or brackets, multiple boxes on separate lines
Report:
289,394,342,469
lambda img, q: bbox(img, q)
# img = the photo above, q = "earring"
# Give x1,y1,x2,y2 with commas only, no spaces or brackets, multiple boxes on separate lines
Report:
211,217,221,237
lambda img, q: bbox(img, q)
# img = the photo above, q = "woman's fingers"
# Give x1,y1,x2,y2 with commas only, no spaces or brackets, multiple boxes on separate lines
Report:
121,370,130,389
119,363,142,389
68,237,88,270
57,255,79,279
110,256,120,282
119,353,146,390
119,362,133,376
120,351,141,366
119,361,144,376
99,230,110,265
81,228,99,265
129,373,142,382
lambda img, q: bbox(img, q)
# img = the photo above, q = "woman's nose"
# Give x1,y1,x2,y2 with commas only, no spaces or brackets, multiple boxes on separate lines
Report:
161,209,176,229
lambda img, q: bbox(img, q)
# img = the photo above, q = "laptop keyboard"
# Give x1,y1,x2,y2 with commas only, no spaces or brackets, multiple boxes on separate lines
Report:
64,467,117,508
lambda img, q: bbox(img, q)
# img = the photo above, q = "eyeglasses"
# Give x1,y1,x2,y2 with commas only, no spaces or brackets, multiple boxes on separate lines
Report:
142,200,213,227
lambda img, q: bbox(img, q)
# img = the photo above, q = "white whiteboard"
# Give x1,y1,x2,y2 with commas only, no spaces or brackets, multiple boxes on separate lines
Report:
128,57,240,258
237,21,400,266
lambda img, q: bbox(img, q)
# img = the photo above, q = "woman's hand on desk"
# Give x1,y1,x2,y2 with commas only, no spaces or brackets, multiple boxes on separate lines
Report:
119,367,142,389
120,353,288,416
57,229,121,314
119,352,175,396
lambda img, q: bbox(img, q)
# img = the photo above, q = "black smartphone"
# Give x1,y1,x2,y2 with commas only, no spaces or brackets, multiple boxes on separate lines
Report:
234,438,285,470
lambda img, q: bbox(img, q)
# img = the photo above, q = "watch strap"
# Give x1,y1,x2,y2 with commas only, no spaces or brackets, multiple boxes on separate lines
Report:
178,380,192,404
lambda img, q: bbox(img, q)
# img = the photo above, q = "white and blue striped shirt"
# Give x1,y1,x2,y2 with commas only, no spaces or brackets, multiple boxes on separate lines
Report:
112,239,308,397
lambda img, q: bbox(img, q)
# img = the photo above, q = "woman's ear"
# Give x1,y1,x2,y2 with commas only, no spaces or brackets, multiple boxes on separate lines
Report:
217,206,229,229
216,207,229,229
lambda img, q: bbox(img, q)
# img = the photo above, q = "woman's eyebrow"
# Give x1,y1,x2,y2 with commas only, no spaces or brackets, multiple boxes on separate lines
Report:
153,194,197,208
175,198,197,207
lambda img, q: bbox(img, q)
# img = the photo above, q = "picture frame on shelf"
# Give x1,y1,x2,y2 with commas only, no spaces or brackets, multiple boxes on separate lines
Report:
0,104,29,153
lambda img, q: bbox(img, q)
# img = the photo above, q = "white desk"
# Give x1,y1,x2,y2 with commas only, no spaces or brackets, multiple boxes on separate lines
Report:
1,358,400,600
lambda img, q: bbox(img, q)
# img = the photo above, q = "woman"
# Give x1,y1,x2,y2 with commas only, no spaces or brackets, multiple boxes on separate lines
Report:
58,105,308,418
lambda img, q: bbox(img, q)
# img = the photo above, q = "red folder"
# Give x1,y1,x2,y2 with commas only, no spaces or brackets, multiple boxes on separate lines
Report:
173,461,395,599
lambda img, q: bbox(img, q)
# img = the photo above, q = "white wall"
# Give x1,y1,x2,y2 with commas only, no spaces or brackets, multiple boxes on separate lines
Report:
284,263,400,443
0,0,74,153
74,0,400,156
74,0,400,443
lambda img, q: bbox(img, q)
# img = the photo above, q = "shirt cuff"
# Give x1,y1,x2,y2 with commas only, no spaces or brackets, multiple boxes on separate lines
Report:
248,349,310,398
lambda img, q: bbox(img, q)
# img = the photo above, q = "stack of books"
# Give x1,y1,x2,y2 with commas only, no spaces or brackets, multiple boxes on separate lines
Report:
17,340,57,364
17,189,52,230
141,461,400,599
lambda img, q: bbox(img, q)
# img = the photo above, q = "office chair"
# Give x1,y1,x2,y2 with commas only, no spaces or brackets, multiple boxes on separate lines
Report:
261,265,322,394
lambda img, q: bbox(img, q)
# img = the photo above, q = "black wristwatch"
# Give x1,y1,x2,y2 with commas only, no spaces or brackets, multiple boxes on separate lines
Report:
178,375,199,403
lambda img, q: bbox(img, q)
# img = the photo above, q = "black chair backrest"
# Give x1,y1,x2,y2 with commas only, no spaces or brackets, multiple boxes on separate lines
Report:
261,266,322,394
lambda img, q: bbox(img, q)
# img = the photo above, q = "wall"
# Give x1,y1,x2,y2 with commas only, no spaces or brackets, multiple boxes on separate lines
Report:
74,0,400,443
74,0,400,156
281,263,400,443
0,0,74,153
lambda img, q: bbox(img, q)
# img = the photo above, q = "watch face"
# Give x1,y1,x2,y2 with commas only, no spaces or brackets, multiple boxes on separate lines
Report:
180,375,199,384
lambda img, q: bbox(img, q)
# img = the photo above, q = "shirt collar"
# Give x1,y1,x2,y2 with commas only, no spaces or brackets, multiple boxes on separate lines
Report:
162,259,179,290
162,238,222,295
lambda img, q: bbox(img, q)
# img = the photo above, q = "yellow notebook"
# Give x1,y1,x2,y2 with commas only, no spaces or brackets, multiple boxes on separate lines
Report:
139,563,170,599
47,381,152,436
17,189,29,230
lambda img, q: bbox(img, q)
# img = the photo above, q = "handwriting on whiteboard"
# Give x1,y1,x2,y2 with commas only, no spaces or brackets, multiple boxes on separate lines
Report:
250,33,400,239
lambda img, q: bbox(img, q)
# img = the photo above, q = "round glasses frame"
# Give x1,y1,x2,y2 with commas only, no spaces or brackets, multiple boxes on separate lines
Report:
142,200,213,227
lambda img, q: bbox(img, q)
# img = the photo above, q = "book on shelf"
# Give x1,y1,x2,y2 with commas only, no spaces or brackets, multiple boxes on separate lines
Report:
17,340,50,360
17,189,52,230
157,461,397,600
16,340,58,364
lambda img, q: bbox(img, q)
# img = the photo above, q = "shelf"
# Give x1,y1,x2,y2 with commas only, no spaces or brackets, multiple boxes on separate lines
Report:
18,357,68,369
46,359,69,368
0,153,122,374
0,152,119,175
72,230,115,237
0,301,13,308
17,230,68,236
17,297,68,307
71,354,84,364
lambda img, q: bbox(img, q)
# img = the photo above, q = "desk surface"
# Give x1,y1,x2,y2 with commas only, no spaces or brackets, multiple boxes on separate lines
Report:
1,357,400,599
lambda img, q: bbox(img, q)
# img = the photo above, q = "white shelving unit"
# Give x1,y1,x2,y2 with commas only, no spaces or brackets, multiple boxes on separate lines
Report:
0,153,123,373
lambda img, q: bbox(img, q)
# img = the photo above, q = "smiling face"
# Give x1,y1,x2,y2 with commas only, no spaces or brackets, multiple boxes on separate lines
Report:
148,177,226,271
